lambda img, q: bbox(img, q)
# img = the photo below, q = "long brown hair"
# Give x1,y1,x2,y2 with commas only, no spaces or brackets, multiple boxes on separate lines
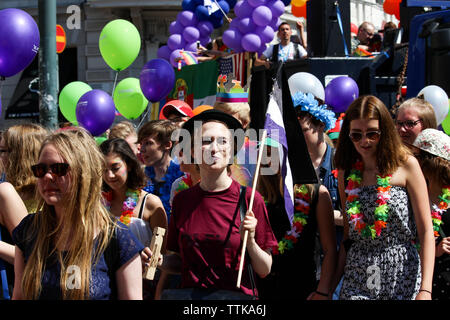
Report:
335,95,410,175
21,128,115,300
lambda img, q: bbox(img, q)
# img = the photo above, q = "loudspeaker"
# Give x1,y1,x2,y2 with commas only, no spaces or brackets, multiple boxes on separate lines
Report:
306,0,351,57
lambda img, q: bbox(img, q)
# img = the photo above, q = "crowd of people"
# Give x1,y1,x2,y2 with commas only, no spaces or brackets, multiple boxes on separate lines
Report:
0,19,449,301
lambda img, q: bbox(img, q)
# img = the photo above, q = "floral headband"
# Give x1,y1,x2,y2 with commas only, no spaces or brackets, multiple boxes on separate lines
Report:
292,91,336,132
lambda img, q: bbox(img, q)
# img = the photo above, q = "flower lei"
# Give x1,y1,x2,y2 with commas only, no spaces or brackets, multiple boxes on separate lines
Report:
102,189,140,225
345,161,392,239
291,91,336,132
272,184,310,255
431,186,450,238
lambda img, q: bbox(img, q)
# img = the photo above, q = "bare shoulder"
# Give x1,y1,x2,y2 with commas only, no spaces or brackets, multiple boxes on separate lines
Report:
144,192,164,211
0,182,17,197
318,184,331,197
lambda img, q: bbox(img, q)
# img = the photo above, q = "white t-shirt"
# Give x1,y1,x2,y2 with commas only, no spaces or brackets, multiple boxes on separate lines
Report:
262,42,307,62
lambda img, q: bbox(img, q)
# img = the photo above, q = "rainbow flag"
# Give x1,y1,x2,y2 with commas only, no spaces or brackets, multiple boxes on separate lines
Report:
180,50,198,65
354,47,374,58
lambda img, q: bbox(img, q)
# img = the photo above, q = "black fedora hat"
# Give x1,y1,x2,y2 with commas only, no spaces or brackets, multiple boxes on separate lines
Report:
182,109,245,155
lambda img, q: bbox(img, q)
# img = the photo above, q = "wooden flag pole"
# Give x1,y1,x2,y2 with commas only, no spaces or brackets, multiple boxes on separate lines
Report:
236,129,267,288
143,227,166,280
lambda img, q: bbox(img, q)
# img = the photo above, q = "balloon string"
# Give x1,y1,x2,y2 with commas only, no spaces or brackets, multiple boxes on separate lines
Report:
112,71,119,96
213,0,232,23
136,105,151,130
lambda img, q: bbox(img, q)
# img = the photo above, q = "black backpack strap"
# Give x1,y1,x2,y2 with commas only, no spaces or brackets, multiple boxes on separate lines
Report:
271,44,279,62
238,186,257,298
293,42,300,59
138,192,150,220
103,225,120,300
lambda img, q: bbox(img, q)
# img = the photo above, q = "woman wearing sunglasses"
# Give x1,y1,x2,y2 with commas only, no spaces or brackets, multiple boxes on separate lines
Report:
395,98,437,147
12,128,144,300
332,95,435,300
99,138,167,300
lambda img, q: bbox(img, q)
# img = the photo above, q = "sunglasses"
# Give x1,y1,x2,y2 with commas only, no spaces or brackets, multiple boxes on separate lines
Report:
31,163,70,178
349,130,381,142
395,119,422,130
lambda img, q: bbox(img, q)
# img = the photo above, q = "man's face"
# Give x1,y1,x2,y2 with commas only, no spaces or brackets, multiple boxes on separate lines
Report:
357,25,375,45
278,24,292,42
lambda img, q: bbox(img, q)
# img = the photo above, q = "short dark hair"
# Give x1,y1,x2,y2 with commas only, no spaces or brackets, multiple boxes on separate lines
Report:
99,138,146,191
137,120,178,148
278,22,291,32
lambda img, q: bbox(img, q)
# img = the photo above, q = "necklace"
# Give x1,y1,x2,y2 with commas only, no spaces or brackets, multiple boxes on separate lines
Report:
431,186,450,237
345,161,392,239
272,184,311,255
102,188,140,225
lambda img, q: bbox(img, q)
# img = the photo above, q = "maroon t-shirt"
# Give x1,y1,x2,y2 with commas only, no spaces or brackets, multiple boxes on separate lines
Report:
168,179,277,296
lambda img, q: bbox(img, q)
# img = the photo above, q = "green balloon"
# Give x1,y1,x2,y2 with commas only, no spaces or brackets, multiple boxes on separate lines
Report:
59,81,92,124
442,100,450,135
94,136,108,146
113,77,148,119
99,19,141,71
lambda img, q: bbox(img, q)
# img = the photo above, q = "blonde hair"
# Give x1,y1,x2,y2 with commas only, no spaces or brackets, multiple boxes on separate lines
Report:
213,101,251,127
108,121,137,140
3,124,48,194
21,128,115,300
397,97,437,130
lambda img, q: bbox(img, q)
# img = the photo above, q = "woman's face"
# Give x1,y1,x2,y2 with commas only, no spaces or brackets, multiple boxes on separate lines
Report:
194,121,232,172
349,119,381,158
36,144,71,207
103,152,128,192
396,107,424,146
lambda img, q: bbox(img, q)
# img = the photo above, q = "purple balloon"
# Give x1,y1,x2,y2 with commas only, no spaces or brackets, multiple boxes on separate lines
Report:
195,5,210,21
256,26,275,44
248,0,268,7
183,26,200,43
169,50,185,68
177,10,198,27
269,0,285,17
185,42,198,53
325,76,359,113
234,0,253,18
270,16,282,30
169,21,184,35
140,58,176,103
197,21,213,37
223,28,243,51
199,36,212,47
238,17,257,34
241,34,261,52
229,18,240,30
252,6,272,27
157,45,172,61
76,90,115,136
167,34,186,50
0,9,40,77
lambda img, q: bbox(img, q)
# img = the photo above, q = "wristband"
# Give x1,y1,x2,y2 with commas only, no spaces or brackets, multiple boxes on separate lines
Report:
419,289,432,295
315,290,329,297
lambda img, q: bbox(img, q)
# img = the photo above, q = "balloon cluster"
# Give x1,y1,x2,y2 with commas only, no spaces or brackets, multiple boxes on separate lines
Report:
59,19,176,137
182,0,237,29
222,0,286,55
158,10,214,68
383,0,401,20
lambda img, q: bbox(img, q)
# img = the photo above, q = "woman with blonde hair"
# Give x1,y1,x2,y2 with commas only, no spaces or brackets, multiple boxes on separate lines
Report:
395,97,437,146
12,128,143,300
332,95,435,300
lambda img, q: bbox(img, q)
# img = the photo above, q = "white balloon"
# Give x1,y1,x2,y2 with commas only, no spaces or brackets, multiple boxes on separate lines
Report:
418,85,449,125
288,72,325,101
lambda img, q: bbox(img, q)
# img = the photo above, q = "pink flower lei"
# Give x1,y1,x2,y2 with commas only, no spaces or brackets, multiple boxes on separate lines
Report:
102,188,140,225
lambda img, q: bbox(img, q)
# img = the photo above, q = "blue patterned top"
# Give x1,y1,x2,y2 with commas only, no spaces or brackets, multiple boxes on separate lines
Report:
143,160,183,222
12,214,144,300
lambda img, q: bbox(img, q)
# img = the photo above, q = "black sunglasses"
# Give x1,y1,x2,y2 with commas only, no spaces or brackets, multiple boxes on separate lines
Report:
349,130,381,142
31,163,70,178
395,119,422,129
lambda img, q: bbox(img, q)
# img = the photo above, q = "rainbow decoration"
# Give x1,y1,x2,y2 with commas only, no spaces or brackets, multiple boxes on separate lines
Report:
216,76,249,103
354,47,374,58
179,50,198,66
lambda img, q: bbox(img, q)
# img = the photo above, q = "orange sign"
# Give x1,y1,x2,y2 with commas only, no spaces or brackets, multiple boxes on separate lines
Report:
56,24,66,54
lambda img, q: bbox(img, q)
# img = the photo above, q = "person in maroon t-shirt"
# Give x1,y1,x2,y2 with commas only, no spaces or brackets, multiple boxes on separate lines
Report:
156,110,277,299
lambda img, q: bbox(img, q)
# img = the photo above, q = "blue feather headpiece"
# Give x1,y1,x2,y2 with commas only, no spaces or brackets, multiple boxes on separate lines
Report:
292,92,336,132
